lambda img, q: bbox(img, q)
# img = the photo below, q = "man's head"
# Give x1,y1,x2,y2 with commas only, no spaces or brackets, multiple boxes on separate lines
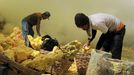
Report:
74,13,90,30
42,11,51,19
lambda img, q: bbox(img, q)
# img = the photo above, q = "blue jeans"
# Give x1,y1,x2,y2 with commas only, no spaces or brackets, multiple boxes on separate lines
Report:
22,19,34,47
22,19,29,46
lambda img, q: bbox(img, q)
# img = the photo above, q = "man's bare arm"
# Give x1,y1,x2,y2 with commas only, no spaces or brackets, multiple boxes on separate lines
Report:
36,19,41,36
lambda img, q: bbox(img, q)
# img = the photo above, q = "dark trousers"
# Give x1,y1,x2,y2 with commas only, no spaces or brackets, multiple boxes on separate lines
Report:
27,26,34,48
96,26,126,59
28,26,34,37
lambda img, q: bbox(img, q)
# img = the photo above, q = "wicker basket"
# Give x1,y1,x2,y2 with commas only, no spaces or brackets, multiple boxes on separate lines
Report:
51,58,74,75
75,50,91,75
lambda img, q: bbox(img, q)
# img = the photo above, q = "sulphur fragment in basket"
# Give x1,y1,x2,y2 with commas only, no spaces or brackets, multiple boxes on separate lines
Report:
51,40,82,75
68,61,78,73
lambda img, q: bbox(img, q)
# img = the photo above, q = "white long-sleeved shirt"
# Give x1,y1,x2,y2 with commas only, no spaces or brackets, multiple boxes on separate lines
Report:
87,13,121,39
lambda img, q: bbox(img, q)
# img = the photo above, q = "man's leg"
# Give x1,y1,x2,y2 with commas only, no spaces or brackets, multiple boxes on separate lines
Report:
96,34,106,50
111,27,126,59
28,26,34,48
28,26,34,37
101,31,114,52
21,20,29,47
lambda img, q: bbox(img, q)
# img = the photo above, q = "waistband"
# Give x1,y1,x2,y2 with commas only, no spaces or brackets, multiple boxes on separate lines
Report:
116,22,125,32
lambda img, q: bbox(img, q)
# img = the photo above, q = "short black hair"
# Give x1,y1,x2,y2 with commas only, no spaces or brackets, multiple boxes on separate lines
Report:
42,11,51,17
74,13,89,27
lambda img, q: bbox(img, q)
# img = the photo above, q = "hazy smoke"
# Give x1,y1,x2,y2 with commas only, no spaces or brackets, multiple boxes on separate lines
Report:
0,0,134,48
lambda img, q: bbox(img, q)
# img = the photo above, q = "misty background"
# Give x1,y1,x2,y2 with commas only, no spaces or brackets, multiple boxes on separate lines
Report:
0,0,134,48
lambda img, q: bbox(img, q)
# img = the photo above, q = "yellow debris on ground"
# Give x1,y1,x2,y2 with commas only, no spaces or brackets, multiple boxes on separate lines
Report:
3,49,15,61
0,45,4,52
28,35,43,50
30,50,40,57
25,46,64,72
0,27,83,74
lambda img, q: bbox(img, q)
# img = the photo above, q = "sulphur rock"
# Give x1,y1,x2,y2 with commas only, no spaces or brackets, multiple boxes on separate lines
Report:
3,49,15,61
28,35,43,50
30,50,40,57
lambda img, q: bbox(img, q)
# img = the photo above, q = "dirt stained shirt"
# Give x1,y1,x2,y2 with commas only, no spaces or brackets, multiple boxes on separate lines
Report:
87,13,121,39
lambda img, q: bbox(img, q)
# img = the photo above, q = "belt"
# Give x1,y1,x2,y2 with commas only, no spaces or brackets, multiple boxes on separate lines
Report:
116,22,124,31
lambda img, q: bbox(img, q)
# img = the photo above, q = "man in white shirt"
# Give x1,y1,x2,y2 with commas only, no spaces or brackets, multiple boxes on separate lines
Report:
74,13,126,59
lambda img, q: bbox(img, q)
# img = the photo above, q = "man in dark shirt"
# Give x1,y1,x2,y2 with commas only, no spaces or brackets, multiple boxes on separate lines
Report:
21,11,50,47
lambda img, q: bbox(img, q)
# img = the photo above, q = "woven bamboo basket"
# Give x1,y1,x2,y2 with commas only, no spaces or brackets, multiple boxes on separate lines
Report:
75,49,91,75
51,58,74,75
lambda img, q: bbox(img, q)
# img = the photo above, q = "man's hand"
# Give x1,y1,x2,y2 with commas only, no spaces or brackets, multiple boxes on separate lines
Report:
83,40,91,49
38,34,41,36
100,47,105,51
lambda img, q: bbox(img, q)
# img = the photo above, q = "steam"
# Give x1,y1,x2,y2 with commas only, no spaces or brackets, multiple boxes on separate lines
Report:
0,0,134,48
